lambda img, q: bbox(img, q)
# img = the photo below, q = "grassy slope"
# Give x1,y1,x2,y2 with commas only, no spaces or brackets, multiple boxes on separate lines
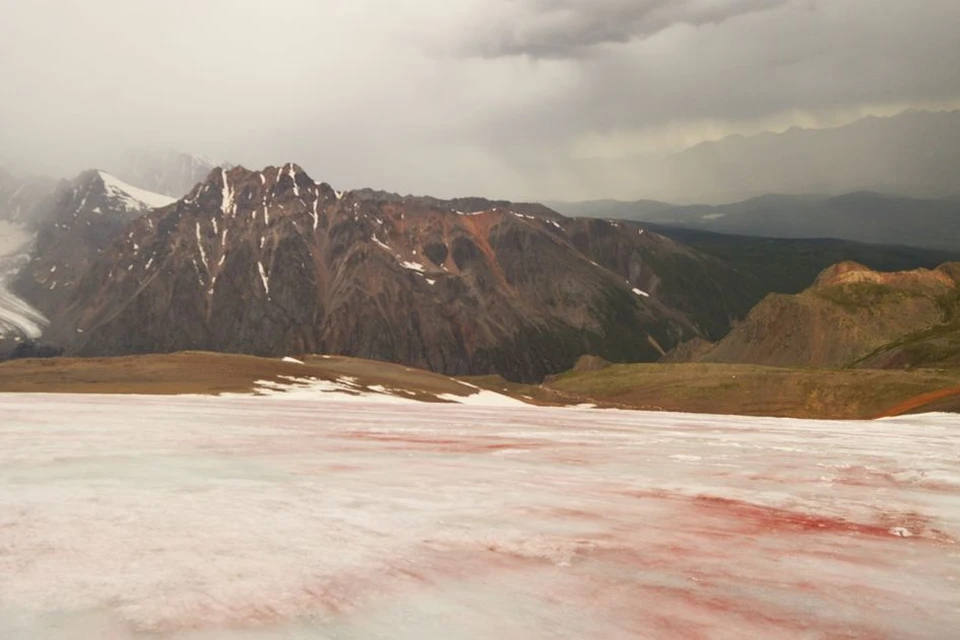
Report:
6,351,959,420
851,282,960,369
472,363,960,420
0,351,478,400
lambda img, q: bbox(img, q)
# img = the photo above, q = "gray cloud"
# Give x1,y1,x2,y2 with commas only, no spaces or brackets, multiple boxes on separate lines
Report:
0,0,958,202
463,0,791,58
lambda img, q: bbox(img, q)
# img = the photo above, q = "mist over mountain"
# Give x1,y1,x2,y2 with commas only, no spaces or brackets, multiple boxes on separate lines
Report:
561,109,960,205
552,187,960,252
671,109,960,202
109,148,225,199
0,168,56,224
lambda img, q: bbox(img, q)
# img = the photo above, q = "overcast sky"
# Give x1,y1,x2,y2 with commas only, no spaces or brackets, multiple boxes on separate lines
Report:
1,0,958,200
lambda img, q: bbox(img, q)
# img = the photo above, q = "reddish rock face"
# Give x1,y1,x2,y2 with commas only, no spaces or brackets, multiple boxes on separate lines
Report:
37,164,750,381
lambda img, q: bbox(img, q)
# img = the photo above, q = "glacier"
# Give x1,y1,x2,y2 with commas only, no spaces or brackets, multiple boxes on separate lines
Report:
0,220,48,340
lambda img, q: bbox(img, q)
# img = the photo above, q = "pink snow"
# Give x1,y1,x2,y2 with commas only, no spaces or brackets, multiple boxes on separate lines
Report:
0,396,957,639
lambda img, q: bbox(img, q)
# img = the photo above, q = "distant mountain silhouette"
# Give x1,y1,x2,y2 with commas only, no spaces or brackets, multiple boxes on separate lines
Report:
559,109,960,204
554,190,960,251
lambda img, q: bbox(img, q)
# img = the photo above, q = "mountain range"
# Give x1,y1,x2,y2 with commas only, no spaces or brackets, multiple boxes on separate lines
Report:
564,108,960,204
2,112,959,385
33,164,762,381
551,191,960,252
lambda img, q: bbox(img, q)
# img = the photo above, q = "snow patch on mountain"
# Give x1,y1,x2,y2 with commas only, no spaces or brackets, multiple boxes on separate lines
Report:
98,172,175,211
220,168,235,216
258,261,270,295
400,260,426,273
247,373,526,406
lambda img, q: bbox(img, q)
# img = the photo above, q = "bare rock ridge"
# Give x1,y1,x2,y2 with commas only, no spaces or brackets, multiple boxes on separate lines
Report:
41,164,753,381
681,261,960,369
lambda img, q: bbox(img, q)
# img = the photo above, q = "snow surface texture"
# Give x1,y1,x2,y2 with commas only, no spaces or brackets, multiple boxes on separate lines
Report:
245,374,526,407
0,396,958,639
99,171,176,211
0,221,47,339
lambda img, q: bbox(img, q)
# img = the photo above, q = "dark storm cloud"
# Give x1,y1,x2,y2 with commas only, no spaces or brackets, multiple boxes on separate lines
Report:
465,0,792,58
0,0,958,201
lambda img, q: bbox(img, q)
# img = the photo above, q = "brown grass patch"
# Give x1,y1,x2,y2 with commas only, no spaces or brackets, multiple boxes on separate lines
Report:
0,351,481,399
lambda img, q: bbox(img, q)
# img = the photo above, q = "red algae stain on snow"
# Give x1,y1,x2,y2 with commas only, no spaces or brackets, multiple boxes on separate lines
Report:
2,396,958,638
693,495,889,535
691,495,951,543
831,465,959,493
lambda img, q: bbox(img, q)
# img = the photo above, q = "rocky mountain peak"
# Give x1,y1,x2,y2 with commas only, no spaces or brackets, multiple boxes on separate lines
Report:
181,164,340,223
57,170,175,220
10,171,174,324
4,161,760,381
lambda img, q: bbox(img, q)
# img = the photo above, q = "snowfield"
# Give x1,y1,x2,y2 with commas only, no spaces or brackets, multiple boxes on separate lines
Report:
99,171,177,211
0,394,958,638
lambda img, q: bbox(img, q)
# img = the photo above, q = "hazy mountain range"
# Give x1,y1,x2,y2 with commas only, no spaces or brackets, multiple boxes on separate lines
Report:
1,107,959,378
562,108,960,205
552,191,960,252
